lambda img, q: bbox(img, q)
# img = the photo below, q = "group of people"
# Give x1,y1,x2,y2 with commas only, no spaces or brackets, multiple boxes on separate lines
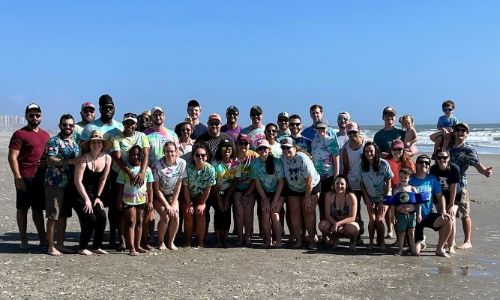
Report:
8,96,493,258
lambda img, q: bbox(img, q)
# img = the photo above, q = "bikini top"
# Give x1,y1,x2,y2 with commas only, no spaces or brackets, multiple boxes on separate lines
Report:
383,191,430,206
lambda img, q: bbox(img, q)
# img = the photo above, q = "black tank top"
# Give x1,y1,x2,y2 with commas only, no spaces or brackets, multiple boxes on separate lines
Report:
82,157,104,200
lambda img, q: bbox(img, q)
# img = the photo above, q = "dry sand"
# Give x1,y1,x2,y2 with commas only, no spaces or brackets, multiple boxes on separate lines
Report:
0,132,499,299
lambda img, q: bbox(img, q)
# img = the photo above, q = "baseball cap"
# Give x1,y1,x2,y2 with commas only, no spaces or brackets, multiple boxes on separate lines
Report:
226,106,239,115
122,113,137,123
208,113,222,123
346,122,360,133
81,102,95,111
25,103,41,114
391,139,404,150
151,106,164,114
454,122,469,132
337,111,351,121
280,137,295,147
315,119,329,129
99,94,114,107
278,112,289,121
250,106,263,116
237,134,251,143
383,106,396,116
256,139,271,149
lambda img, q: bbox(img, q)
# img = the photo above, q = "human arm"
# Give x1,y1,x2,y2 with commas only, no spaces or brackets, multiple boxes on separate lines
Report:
324,192,336,225
8,148,26,191
332,154,340,178
133,146,150,187
271,179,285,212
475,163,493,178
303,176,314,213
342,147,350,177
116,183,124,210
447,183,457,216
111,150,134,183
195,185,212,216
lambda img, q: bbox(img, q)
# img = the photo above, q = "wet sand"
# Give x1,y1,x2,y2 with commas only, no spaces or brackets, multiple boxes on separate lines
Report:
0,132,499,299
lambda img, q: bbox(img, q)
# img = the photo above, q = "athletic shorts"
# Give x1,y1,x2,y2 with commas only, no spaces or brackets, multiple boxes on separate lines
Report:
395,211,416,233
16,176,45,211
415,213,442,242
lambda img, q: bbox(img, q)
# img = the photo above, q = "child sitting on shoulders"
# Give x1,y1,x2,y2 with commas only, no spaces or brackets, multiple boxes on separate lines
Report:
399,115,418,156
116,145,154,256
430,99,459,155
386,167,422,256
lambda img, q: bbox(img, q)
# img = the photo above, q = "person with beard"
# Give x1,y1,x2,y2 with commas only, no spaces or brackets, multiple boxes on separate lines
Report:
137,110,152,133
81,94,123,248
276,112,291,140
195,113,234,240
74,102,96,144
44,114,81,256
241,106,266,150
144,106,179,244
221,106,242,142
8,103,50,249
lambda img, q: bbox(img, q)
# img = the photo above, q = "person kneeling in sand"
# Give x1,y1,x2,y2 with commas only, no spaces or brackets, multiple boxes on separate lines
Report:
319,175,359,251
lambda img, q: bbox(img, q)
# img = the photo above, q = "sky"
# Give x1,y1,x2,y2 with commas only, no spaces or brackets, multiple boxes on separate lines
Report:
1,1,499,129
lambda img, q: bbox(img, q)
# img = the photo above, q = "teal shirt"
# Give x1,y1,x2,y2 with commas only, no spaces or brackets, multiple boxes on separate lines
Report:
251,157,284,193
184,162,216,197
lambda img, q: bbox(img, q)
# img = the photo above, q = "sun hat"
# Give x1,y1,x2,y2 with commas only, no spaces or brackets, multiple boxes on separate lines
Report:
80,130,113,152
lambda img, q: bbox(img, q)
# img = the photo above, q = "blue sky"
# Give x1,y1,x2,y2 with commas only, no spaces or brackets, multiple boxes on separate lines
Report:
1,1,499,129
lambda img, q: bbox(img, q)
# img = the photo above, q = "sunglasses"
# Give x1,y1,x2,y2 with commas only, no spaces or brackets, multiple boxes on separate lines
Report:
101,105,114,110
337,117,349,122
82,109,95,114
195,153,207,158
442,108,454,112
182,128,192,132
28,113,41,119
257,147,268,151
289,123,300,127
61,123,75,128
347,131,358,135
221,146,232,151
436,156,449,160
238,141,249,146
417,160,431,166
281,146,292,150
209,122,221,127
278,118,288,123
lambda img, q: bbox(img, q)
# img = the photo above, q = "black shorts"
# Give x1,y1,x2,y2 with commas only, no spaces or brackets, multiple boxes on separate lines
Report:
286,181,321,197
16,174,46,211
122,203,146,210
415,213,441,242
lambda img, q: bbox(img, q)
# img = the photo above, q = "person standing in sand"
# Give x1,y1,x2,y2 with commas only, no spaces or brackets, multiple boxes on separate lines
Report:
449,123,493,250
8,103,49,249
44,114,81,256
373,106,405,159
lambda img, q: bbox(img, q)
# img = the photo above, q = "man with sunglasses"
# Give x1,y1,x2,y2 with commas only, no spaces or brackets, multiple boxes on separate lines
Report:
221,106,242,142
449,122,493,250
74,102,96,144
241,106,266,150
44,114,81,256
410,154,452,257
288,114,312,153
81,94,123,142
196,113,234,162
277,112,291,139
8,103,50,249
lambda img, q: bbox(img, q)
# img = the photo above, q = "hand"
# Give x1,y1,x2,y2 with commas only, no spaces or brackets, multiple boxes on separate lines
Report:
391,217,396,225
14,178,27,191
304,198,313,213
446,206,456,218
441,213,451,221
195,203,206,216
186,205,194,216
271,199,279,213
84,200,93,214
147,202,154,213
167,206,177,218
417,214,422,224
94,198,104,210
133,172,145,187
483,167,493,177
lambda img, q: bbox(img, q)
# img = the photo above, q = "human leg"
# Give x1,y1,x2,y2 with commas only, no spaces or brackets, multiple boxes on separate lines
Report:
302,194,318,249
91,204,108,254
243,196,256,245
125,207,137,255
233,192,245,244
288,196,303,247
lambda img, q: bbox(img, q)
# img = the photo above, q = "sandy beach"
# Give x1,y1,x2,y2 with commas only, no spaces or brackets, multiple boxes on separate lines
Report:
0,132,499,299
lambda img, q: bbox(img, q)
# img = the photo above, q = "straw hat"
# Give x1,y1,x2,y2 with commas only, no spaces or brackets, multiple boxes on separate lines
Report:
80,130,113,152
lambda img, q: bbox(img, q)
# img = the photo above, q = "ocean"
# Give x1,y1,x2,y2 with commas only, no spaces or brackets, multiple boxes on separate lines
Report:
360,123,500,155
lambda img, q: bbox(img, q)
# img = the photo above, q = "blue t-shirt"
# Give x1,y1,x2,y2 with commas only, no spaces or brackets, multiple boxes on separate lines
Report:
437,115,459,130
409,174,442,220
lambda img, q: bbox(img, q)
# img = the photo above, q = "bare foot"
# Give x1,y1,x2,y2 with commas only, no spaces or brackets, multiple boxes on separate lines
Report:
168,244,178,251
56,246,75,254
92,248,109,255
142,244,154,251
136,247,147,253
159,243,167,251
448,247,456,254
117,244,126,252
435,249,451,258
457,242,472,250
48,247,63,256
78,249,94,256
129,250,138,256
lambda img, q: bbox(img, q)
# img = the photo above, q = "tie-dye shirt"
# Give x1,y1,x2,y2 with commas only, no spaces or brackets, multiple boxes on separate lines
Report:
152,157,187,196
116,166,154,205
311,133,340,178
251,157,284,193
183,162,216,197
145,127,179,166
213,159,237,191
